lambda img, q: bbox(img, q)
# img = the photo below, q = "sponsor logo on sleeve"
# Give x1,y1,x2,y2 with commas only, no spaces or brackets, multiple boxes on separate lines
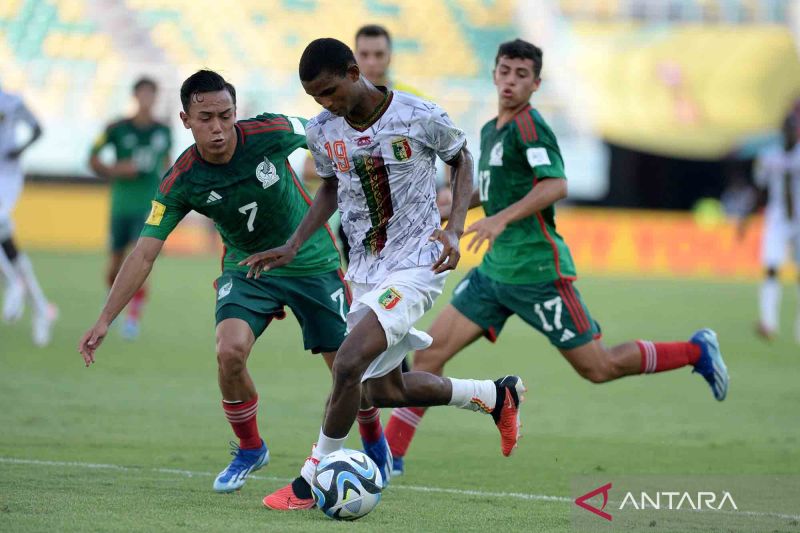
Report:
378,287,403,310
526,147,551,168
145,200,166,226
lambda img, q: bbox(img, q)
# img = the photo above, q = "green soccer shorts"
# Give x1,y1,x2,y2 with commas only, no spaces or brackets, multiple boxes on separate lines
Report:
214,269,349,353
451,268,601,349
109,211,148,253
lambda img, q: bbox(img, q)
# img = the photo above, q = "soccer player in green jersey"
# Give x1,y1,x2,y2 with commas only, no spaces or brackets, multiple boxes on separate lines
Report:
79,69,384,494
385,39,731,475
89,78,172,339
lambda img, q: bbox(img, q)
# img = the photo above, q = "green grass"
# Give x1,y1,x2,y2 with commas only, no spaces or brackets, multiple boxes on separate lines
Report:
1,251,799,532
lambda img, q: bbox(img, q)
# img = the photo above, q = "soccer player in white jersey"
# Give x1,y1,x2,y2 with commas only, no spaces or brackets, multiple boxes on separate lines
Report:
241,38,526,510
0,86,57,346
753,115,800,341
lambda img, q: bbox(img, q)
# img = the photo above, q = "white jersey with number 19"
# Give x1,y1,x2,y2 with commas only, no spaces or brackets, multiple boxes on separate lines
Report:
306,89,466,284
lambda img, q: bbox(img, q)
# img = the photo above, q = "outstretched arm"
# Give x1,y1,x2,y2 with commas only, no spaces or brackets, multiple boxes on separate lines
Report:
78,237,164,365
240,176,339,278
465,177,567,252
430,145,474,273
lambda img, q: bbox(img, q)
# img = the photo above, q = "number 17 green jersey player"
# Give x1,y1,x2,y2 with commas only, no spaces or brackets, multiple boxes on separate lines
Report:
385,39,730,475
78,69,392,494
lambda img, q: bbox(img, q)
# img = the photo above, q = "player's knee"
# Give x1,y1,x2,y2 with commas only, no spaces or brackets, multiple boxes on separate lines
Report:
216,339,250,376
766,267,778,279
577,362,614,384
331,356,363,388
364,382,404,408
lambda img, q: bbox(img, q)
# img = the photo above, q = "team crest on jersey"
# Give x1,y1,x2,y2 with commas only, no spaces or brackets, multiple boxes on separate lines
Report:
378,287,402,310
391,137,413,161
489,141,504,166
256,157,279,188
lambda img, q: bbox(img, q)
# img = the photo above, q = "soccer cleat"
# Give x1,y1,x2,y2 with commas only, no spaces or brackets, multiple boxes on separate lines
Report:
391,456,404,477
2,280,25,324
754,322,775,342
492,375,526,457
690,328,729,401
121,316,140,341
361,433,392,487
263,482,315,510
32,303,58,347
213,440,269,493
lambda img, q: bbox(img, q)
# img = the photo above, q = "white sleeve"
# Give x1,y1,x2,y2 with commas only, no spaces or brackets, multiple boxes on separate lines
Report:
753,152,773,188
306,121,335,179
422,104,466,163
13,98,39,129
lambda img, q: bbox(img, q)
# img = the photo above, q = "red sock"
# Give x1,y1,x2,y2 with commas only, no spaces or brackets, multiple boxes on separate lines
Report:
637,341,701,374
384,407,426,458
357,407,383,443
128,287,147,321
222,395,261,449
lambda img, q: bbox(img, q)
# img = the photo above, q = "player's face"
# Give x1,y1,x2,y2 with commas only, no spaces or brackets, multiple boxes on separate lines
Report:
493,56,541,109
302,67,360,117
180,90,236,157
134,85,157,113
355,35,391,84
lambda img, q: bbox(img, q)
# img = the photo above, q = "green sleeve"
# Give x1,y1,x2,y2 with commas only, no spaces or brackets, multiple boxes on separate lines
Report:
515,121,566,181
244,113,308,156
90,124,113,157
139,177,191,241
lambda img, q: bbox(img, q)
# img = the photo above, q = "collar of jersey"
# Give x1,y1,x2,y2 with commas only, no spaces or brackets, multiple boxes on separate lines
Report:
345,89,393,132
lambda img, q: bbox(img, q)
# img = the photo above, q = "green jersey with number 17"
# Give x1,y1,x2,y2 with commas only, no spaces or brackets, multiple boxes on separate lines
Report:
140,113,340,276
476,105,576,284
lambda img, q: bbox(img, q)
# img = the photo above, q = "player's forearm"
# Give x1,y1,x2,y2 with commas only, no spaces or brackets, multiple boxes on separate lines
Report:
445,148,475,235
496,178,567,225
89,156,112,179
98,242,159,325
287,178,338,250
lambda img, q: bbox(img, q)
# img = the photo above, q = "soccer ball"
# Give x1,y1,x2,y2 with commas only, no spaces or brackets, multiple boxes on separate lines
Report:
311,448,383,520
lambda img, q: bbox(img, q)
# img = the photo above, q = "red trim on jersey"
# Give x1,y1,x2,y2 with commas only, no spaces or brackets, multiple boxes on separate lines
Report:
555,279,589,333
532,178,575,281
240,117,289,129
514,105,538,144
285,161,341,252
336,268,353,305
240,123,291,136
160,148,197,194
566,281,591,332
485,325,498,343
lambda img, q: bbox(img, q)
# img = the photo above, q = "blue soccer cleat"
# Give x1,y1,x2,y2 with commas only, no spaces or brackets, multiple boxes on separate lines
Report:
120,317,140,341
213,440,269,493
391,455,404,477
690,328,729,401
361,434,392,488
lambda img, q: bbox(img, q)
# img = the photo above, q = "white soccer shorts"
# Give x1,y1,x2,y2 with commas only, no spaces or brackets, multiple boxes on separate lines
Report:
347,266,448,381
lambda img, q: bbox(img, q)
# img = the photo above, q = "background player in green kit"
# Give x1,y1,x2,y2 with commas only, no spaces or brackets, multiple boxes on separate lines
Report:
89,78,172,339
384,39,731,475
78,70,381,494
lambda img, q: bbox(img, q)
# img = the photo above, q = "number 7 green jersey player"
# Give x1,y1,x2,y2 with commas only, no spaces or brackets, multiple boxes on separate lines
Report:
78,70,392,494
384,39,730,475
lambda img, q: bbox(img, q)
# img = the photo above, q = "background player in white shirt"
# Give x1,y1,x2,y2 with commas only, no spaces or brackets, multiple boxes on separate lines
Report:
753,115,800,342
242,38,526,510
0,86,56,346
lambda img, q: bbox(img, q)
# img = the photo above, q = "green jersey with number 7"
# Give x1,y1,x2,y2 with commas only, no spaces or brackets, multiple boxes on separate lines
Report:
140,113,340,276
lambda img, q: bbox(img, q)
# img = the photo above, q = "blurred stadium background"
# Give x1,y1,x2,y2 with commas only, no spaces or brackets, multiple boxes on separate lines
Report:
3,0,800,278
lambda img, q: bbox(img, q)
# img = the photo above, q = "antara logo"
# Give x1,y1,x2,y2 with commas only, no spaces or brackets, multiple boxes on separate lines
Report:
575,482,613,521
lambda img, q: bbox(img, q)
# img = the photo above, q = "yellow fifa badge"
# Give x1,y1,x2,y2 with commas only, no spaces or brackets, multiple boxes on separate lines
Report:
145,200,166,226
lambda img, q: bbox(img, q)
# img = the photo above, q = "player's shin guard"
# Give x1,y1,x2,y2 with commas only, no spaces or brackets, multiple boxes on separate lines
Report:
385,407,426,458
222,395,262,449
447,378,498,413
637,341,701,373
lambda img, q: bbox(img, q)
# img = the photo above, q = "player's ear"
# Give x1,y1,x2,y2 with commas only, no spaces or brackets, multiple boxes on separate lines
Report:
347,63,361,82
179,111,191,129
531,77,542,93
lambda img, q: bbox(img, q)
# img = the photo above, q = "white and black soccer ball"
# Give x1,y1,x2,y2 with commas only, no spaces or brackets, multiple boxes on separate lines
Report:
311,448,383,520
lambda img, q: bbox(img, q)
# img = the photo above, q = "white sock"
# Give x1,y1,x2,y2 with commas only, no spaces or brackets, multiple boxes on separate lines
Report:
301,429,348,484
447,378,497,414
759,278,781,332
15,254,48,314
0,246,18,285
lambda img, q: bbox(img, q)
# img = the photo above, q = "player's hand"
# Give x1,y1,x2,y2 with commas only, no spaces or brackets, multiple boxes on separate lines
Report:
429,228,461,273
464,215,507,253
113,160,139,178
78,320,110,367
239,243,299,279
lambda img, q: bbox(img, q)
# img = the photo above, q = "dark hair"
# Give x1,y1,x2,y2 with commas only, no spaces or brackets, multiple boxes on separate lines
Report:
355,24,392,48
133,77,157,93
299,38,357,82
179,69,236,112
495,39,543,79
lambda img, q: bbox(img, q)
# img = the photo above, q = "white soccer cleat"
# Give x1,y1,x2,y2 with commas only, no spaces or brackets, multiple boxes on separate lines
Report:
32,303,58,347
2,280,25,324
